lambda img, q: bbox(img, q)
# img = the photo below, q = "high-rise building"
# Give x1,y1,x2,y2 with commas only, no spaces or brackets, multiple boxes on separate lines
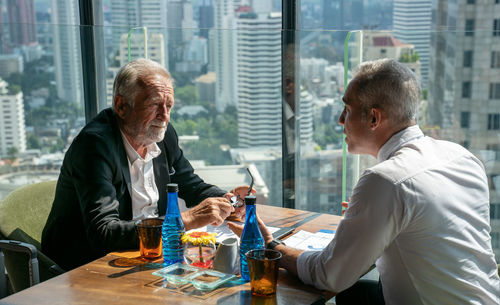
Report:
237,12,282,147
213,0,237,112
110,0,139,49
363,31,421,81
51,0,83,104
428,0,500,261
167,0,185,45
0,78,26,157
323,0,363,30
0,54,23,78
166,0,197,66
199,0,214,39
393,0,431,86
110,0,168,69
6,0,37,48
118,33,165,67
103,33,165,107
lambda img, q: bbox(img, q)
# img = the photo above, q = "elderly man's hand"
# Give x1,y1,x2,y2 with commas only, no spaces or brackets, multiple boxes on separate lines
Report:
181,197,234,230
225,185,257,219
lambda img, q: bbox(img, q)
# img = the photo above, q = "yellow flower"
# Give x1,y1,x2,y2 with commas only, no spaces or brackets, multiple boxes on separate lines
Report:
181,231,217,246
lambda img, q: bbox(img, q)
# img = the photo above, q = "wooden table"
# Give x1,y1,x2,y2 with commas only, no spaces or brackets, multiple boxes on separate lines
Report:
0,205,341,305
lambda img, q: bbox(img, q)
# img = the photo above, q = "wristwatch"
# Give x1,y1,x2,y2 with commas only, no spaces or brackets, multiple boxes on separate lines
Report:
266,239,285,250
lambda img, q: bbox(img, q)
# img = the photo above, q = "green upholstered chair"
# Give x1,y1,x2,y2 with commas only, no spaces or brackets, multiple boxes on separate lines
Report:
0,180,64,297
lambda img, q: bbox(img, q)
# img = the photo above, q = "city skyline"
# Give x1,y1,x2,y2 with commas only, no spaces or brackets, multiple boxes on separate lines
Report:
0,0,499,262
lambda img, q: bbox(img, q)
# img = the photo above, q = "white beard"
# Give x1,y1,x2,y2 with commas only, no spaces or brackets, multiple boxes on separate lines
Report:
123,121,166,145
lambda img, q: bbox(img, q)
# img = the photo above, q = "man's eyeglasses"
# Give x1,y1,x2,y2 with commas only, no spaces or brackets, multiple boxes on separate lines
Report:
230,168,254,208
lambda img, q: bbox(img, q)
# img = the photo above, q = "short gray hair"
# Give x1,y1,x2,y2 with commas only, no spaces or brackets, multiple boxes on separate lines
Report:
112,58,172,108
353,58,420,126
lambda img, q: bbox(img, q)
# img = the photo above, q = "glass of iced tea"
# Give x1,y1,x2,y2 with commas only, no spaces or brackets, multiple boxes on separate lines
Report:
245,249,282,297
136,218,163,260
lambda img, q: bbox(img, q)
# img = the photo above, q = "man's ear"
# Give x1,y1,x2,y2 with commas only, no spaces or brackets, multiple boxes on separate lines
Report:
370,108,383,130
114,95,129,119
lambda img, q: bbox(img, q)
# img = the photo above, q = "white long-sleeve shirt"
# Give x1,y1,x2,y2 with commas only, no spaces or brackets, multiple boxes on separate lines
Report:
120,131,161,220
297,125,500,305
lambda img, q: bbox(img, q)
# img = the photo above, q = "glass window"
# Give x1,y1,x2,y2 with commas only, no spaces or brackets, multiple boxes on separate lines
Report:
462,81,471,98
494,19,500,36
1,0,499,265
0,1,84,200
491,203,500,219
460,112,471,128
97,0,283,206
490,83,500,99
465,19,475,36
492,232,500,249
488,113,500,130
463,50,473,67
492,51,500,68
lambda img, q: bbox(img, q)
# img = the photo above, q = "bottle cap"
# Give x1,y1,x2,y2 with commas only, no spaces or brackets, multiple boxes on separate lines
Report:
244,195,256,205
167,183,178,192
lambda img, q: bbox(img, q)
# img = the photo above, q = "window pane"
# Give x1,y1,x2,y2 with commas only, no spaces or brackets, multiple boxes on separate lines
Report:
462,81,471,98
465,19,474,36
461,111,470,128
463,50,473,67
494,19,500,36
0,1,84,199
97,0,283,206
490,83,500,99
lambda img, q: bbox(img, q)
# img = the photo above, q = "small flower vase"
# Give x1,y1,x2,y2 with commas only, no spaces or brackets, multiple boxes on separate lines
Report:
182,231,217,269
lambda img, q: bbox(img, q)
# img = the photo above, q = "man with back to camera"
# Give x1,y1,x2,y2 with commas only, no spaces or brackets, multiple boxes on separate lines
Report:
249,59,500,304
42,58,251,271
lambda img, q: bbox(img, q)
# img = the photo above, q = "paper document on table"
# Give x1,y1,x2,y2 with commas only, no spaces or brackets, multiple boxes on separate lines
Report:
204,221,280,243
283,229,335,251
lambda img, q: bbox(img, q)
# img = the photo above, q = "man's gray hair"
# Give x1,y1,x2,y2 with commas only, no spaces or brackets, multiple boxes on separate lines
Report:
112,58,172,108
353,58,420,126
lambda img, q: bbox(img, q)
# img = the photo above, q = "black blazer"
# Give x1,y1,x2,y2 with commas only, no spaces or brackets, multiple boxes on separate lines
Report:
42,108,225,270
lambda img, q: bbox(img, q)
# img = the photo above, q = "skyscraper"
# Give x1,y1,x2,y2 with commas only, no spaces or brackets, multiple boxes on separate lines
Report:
51,0,82,104
0,78,26,157
428,0,500,261
6,0,37,48
393,0,431,86
213,0,237,112
0,1,4,54
323,0,363,30
237,12,282,147
110,0,139,49
110,0,168,69
199,0,214,39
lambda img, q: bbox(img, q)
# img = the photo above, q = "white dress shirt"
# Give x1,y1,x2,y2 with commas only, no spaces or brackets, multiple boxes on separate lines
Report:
297,125,500,305
120,131,161,220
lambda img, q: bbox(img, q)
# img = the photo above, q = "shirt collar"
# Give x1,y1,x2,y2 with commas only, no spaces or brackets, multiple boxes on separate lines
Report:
120,130,161,163
377,125,424,162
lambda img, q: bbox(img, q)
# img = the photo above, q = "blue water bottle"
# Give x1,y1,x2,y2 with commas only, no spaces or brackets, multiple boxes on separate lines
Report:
239,195,265,281
162,183,185,266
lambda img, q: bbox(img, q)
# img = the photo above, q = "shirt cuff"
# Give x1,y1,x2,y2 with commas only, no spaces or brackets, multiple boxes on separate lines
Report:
297,250,319,286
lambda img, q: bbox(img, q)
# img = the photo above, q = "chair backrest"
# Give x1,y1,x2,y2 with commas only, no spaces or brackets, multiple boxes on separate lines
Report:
0,180,57,243
0,180,62,295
